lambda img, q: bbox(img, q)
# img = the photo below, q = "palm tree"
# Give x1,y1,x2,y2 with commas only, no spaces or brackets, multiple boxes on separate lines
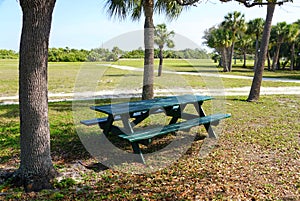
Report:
154,23,175,76
236,33,253,68
271,21,289,71
203,26,232,72
221,11,246,72
248,3,276,102
246,18,264,70
286,23,300,71
104,0,182,99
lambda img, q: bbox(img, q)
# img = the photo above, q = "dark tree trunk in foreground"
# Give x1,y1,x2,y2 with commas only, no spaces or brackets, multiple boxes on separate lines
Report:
15,0,57,192
142,0,154,100
247,3,275,102
158,47,163,76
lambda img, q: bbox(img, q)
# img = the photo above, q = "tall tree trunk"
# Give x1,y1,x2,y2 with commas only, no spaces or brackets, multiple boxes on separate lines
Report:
16,0,57,192
272,42,281,71
228,43,235,72
290,42,295,71
142,0,154,100
248,3,276,102
267,51,271,70
243,51,247,68
222,47,229,72
254,37,259,71
158,47,163,76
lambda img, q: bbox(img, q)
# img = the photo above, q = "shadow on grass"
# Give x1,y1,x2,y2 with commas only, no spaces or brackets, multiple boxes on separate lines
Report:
1,101,210,174
79,161,109,172
175,69,219,73
106,73,140,77
49,102,74,112
0,105,19,119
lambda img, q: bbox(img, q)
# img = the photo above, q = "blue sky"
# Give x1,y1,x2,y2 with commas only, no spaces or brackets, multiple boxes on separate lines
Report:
0,0,299,51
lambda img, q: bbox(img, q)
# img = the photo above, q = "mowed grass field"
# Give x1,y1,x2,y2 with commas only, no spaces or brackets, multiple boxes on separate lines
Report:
1,59,300,100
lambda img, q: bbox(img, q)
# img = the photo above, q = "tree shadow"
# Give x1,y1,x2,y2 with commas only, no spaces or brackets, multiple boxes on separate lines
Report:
176,69,219,73
78,161,109,172
105,73,141,77
0,105,19,119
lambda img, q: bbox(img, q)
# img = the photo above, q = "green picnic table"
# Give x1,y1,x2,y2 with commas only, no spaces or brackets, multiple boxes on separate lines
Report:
81,94,231,164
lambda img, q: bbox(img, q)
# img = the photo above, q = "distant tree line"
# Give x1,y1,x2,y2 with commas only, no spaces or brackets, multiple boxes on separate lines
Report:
203,11,300,71
48,47,89,62
0,49,19,59
0,47,210,62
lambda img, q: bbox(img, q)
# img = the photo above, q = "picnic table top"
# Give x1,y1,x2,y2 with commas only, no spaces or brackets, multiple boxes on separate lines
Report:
91,94,213,116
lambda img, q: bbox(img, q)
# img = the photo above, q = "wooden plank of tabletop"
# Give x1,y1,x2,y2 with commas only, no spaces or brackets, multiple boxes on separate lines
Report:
91,95,213,116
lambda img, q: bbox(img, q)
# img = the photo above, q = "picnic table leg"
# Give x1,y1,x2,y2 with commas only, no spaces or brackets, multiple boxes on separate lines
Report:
131,111,149,127
131,142,146,164
121,114,134,134
167,104,187,125
102,115,114,136
193,102,217,138
120,114,146,164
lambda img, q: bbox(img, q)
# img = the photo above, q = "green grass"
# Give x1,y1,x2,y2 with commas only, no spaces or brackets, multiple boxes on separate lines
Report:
1,59,299,199
0,95,299,200
1,59,300,99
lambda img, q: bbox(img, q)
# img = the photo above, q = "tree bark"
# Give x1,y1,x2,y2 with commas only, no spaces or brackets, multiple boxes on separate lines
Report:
142,0,154,100
271,42,281,71
16,0,57,192
243,51,247,67
290,42,295,71
158,47,163,76
222,47,229,72
254,36,259,71
228,43,235,72
247,3,275,102
267,51,271,70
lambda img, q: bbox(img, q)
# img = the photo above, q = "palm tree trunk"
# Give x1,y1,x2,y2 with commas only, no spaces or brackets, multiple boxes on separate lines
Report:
267,51,271,70
16,0,57,192
228,43,235,72
158,47,163,76
272,43,281,71
243,51,247,68
248,3,275,102
290,42,295,71
142,0,154,100
254,37,259,71
222,47,229,72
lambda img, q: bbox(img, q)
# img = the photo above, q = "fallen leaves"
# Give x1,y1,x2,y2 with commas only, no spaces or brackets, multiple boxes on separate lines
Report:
1,95,299,200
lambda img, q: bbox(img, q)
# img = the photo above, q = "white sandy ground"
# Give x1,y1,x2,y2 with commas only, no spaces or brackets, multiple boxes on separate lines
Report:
1,64,299,105
102,64,300,83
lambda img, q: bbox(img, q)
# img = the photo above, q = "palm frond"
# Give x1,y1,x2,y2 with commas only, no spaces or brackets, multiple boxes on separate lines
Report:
155,0,184,21
104,0,139,20
131,0,143,21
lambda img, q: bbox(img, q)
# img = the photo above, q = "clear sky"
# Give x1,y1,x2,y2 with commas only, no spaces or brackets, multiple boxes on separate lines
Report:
0,0,299,51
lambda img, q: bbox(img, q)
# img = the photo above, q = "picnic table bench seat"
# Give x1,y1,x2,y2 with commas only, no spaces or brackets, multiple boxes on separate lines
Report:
80,117,109,126
118,113,231,143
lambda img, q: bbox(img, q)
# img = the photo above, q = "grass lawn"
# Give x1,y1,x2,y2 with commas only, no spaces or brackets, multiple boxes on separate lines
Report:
1,59,300,100
0,95,299,200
